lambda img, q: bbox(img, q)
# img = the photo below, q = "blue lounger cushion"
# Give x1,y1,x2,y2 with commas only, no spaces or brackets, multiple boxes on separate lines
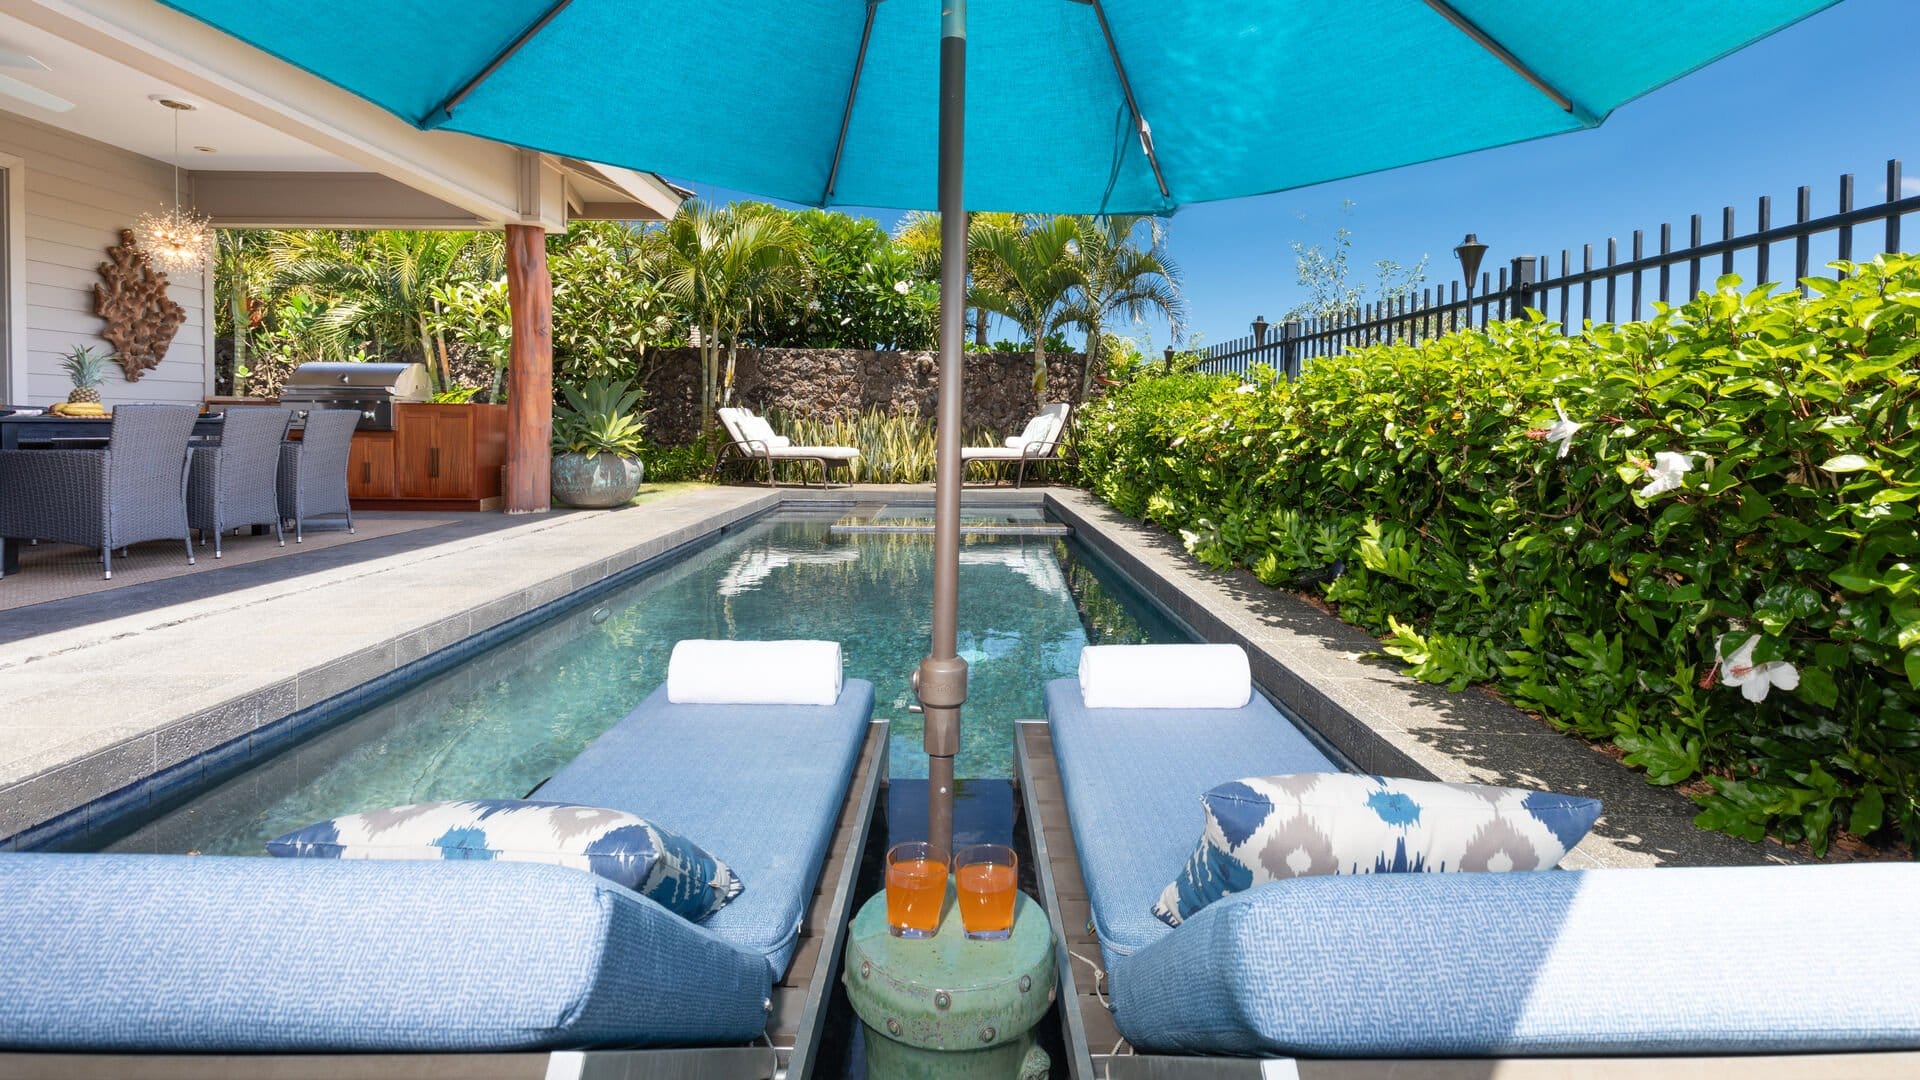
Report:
538,679,876,979
1044,678,1337,967
0,854,771,1052
1112,863,1920,1057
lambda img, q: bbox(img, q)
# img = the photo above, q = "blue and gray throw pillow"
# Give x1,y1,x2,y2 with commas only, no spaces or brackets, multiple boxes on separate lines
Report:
267,799,743,922
1153,773,1601,927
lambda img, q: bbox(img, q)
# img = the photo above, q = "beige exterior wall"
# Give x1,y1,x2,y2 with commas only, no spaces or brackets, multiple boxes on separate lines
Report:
0,110,211,408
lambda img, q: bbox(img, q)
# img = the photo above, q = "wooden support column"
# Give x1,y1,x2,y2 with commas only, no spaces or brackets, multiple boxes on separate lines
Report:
504,223,552,513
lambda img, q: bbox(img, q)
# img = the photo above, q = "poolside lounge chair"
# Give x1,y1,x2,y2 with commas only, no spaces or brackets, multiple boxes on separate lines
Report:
718,406,859,487
961,402,1069,488
1019,644,1920,1077
0,646,885,1080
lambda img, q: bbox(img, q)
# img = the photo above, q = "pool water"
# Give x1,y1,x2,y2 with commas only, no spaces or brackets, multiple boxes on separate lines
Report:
95,509,1184,857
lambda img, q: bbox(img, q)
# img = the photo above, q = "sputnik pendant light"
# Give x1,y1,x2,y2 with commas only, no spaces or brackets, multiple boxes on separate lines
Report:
134,97,212,276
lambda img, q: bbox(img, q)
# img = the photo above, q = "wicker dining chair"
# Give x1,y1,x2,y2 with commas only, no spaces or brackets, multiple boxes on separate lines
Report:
277,407,358,543
0,403,199,579
188,407,290,557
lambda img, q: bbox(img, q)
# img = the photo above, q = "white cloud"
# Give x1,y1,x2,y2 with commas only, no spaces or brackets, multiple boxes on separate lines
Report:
1904,176,1920,197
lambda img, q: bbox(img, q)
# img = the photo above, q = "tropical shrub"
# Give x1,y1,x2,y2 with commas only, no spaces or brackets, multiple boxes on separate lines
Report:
763,407,1011,485
640,440,714,483
1074,259,1920,855
548,221,676,386
755,210,936,350
552,378,647,458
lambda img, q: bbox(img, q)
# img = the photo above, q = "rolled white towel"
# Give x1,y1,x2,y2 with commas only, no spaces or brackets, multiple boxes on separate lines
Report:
667,639,844,705
1078,644,1252,709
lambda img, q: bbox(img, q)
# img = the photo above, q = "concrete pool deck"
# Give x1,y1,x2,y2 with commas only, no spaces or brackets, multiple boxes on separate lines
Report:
0,482,1798,867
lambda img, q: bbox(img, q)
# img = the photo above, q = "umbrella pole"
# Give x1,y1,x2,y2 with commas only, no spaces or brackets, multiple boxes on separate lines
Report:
917,0,968,859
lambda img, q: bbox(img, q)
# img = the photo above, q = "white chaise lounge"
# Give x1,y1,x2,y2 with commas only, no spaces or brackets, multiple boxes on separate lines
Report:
718,406,860,488
961,402,1070,488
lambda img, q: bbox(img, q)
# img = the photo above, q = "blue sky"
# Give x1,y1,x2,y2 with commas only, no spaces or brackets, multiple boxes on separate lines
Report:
674,0,1917,351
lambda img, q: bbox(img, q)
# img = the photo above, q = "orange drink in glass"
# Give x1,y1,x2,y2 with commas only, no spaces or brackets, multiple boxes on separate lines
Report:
885,842,947,938
955,843,1018,940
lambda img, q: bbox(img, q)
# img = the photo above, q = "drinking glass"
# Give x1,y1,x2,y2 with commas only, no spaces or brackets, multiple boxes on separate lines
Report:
885,842,948,938
954,843,1018,940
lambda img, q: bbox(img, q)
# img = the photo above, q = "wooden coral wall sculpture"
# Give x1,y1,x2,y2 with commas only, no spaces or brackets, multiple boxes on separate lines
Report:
95,228,186,382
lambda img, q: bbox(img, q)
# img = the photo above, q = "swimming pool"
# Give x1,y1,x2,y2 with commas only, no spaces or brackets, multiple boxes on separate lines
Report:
89,507,1185,857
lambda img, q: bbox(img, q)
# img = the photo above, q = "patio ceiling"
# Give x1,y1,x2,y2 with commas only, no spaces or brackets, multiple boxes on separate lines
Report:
0,2,683,228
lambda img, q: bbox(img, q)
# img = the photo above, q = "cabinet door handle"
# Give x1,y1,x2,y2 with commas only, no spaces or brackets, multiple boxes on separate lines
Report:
429,447,440,478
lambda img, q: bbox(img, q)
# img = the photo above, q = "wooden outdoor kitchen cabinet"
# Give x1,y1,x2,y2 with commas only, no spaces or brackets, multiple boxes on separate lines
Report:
347,403,508,511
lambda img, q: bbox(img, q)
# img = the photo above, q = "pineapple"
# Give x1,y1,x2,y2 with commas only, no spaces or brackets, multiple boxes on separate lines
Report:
61,346,107,405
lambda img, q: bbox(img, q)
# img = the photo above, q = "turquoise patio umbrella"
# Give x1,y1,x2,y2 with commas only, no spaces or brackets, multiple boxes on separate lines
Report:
159,0,1840,848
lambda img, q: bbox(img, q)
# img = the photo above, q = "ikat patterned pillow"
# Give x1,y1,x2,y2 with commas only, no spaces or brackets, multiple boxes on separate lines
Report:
267,799,743,922
1152,774,1601,927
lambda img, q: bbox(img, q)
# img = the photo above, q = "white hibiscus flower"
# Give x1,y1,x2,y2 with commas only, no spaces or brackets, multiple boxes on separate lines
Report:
1545,399,1582,459
893,280,911,295
1716,633,1800,703
1639,451,1694,498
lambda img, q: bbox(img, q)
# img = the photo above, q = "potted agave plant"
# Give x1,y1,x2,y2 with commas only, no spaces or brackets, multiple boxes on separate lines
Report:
550,377,647,508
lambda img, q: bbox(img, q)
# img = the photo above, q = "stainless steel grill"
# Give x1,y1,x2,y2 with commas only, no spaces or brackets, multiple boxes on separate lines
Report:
278,362,433,431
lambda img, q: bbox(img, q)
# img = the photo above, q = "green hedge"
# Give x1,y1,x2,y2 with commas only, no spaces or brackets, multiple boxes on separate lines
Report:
1074,259,1920,854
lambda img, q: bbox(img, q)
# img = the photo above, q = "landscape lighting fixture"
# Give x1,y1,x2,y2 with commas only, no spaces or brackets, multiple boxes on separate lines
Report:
1455,233,1488,327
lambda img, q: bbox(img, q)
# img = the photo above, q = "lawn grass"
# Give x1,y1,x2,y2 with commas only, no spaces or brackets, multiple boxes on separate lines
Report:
625,480,712,506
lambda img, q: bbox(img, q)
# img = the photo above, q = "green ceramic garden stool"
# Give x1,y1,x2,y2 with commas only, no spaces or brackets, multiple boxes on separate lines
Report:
843,883,1056,1080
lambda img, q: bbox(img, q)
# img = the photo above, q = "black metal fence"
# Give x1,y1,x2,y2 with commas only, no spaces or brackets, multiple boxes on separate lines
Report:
1199,159,1920,380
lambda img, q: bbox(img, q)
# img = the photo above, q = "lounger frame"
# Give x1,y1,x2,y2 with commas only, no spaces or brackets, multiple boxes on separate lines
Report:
962,404,1073,489
0,721,889,1080
1015,720,1920,1080
724,435,856,489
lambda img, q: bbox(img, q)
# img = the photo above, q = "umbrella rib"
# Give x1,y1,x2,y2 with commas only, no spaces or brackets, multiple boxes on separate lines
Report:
1087,0,1171,201
1419,0,1577,115
425,0,577,126
824,0,882,204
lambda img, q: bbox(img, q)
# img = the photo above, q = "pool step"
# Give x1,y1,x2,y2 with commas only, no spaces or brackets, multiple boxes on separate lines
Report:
829,522,1072,536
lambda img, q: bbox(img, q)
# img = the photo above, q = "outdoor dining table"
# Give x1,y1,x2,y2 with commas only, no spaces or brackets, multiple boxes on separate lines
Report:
0,411,226,576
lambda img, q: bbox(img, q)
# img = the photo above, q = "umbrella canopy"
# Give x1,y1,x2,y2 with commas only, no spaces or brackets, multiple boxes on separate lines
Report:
160,0,1837,852
159,0,1833,215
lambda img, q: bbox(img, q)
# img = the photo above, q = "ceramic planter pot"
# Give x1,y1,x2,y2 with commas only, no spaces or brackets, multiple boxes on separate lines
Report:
551,451,643,508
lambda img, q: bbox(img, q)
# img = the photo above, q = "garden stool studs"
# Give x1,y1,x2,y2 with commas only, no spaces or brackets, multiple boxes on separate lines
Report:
860,960,871,979
1018,975,1032,993
934,990,951,1011
980,1026,997,1043
886,1018,903,1037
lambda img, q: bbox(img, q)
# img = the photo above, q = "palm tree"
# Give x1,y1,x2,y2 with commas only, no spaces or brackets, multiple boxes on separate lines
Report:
268,229,503,387
969,215,1082,408
652,203,729,434
711,207,805,406
652,202,805,434
214,230,273,395
895,210,1023,346
1064,215,1184,400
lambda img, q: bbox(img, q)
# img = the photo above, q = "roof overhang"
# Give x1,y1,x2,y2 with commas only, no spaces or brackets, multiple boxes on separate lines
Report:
1,0,685,230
